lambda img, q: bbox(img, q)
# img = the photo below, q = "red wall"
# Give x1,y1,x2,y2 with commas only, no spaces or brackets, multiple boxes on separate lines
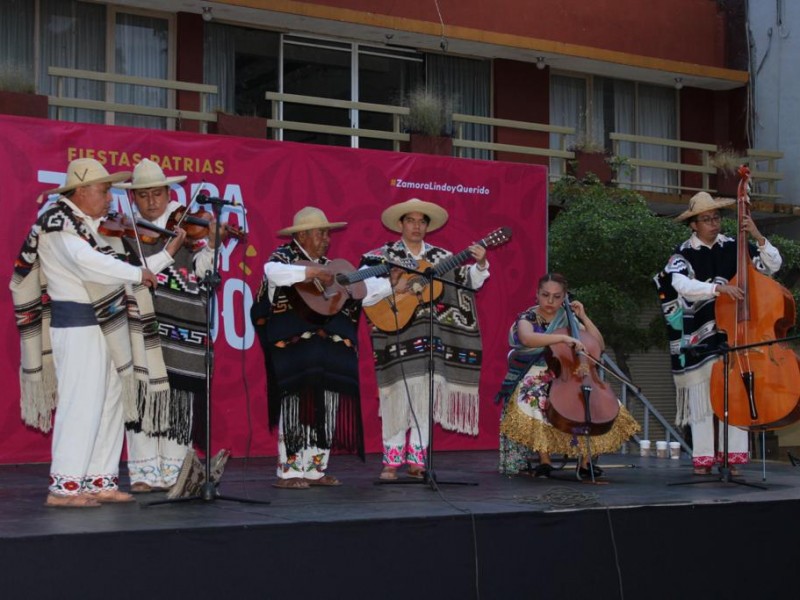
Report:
307,0,727,67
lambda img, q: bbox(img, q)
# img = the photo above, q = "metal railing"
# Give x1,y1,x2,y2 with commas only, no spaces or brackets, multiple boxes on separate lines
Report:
266,92,410,150
451,113,575,166
47,67,218,130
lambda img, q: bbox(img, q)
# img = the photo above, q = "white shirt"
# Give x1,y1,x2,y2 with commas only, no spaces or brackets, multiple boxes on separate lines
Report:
672,232,782,302
361,240,490,307
38,198,144,303
263,241,386,304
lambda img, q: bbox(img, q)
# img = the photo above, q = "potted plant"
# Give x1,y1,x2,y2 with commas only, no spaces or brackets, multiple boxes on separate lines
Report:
709,147,746,197
401,88,453,156
0,64,48,119
567,135,613,184
209,109,267,138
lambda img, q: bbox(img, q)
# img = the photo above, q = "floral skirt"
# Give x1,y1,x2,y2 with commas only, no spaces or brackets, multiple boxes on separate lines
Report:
498,366,640,474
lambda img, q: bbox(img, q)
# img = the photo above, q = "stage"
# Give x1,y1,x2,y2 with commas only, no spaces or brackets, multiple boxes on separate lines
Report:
2,449,799,599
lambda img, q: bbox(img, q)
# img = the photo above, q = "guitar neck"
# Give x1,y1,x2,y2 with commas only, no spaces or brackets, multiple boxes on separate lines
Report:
341,262,390,284
433,243,482,276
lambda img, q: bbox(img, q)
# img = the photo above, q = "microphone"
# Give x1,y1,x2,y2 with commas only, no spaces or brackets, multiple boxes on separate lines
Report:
197,193,239,206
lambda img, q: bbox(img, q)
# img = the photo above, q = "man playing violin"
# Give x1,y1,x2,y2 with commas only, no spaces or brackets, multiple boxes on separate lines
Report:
655,191,782,476
359,198,489,481
9,158,165,507
115,158,216,493
251,207,389,489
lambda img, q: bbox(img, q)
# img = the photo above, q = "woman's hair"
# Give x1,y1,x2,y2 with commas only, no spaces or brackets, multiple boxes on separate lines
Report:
537,272,568,291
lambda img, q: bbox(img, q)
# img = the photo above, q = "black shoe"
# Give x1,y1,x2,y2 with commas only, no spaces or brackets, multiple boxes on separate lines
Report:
578,463,604,479
533,463,554,478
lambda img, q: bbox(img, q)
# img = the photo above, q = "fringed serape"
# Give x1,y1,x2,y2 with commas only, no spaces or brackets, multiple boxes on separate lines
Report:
124,233,207,445
9,200,170,433
251,241,364,458
362,240,483,436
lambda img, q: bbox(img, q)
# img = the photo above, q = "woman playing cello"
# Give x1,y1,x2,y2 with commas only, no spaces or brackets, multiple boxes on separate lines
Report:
496,273,640,479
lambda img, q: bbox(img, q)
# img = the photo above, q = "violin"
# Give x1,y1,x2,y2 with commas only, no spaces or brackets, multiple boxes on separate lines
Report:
545,296,620,436
98,212,176,243
167,205,246,243
710,165,800,429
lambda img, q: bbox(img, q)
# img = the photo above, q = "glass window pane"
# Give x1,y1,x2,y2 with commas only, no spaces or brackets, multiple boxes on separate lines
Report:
204,23,279,117
114,12,169,129
0,0,35,91
358,49,422,151
636,83,677,191
283,39,351,146
549,74,587,177
40,0,106,124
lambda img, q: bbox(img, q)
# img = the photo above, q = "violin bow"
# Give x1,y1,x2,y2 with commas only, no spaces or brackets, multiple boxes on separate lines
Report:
119,188,151,273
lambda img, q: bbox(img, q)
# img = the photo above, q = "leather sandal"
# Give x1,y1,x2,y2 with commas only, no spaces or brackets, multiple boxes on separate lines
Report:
379,466,398,480
272,478,310,490
308,475,341,486
406,466,425,479
45,493,101,508
533,463,554,478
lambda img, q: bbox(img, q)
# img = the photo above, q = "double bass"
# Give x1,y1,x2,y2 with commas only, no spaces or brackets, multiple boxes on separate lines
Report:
710,165,800,429
545,296,619,436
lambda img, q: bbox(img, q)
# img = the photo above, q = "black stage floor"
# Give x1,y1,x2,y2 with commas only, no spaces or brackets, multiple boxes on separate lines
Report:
3,450,800,599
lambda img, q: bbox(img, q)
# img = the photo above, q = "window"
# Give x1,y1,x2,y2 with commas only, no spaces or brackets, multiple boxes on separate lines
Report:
0,0,35,89
550,74,677,189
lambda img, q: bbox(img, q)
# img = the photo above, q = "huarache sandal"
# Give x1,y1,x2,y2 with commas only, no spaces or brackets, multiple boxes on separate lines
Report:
91,490,136,503
379,466,398,480
272,478,310,490
45,494,101,508
693,466,712,476
406,466,425,479
308,475,341,486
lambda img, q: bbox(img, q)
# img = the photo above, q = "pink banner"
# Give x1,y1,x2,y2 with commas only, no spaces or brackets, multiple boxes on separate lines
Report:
0,115,547,464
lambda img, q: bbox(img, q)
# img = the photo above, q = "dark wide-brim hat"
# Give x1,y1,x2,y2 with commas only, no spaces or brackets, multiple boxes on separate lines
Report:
380,198,449,233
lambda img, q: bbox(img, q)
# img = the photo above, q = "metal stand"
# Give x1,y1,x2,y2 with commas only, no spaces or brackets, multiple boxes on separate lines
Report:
146,200,269,507
375,263,477,488
666,336,800,491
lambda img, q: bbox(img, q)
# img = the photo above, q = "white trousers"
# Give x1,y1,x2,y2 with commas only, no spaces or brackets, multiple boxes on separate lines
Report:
275,414,330,481
690,412,749,467
126,430,189,487
49,325,125,495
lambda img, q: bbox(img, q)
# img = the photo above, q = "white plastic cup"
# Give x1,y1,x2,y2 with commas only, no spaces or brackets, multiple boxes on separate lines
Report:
639,440,651,457
656,440,668,458
669,441,681,459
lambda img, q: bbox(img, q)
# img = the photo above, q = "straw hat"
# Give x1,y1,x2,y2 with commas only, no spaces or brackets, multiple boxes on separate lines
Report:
45,158,132,195
277,207,347,236
675,191,735,222
380,198,449,233
115,158,187,189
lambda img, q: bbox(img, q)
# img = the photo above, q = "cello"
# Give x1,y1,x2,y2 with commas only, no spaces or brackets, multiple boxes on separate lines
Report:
546,295,620,436
710,165,800,429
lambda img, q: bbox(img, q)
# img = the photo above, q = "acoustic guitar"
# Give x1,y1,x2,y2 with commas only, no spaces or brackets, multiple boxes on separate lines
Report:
288,258,367,320
360,227,512,332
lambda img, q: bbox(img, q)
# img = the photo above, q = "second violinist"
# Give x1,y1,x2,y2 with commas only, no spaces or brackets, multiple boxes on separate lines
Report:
114,158,217,494
496,273,640,480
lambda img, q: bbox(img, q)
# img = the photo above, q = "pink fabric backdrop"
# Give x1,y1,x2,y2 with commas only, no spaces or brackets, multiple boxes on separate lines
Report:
0,115,547,464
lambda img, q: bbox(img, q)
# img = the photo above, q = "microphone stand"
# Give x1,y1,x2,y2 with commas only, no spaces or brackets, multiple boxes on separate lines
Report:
146,199,269,507
375,261,478,489
668,334,800,490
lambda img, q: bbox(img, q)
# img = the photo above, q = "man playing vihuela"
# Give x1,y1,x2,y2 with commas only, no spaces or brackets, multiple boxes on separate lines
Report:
251,207,390,489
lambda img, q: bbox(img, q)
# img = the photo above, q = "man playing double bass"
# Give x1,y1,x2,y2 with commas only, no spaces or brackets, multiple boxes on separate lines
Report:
655,191,782,476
